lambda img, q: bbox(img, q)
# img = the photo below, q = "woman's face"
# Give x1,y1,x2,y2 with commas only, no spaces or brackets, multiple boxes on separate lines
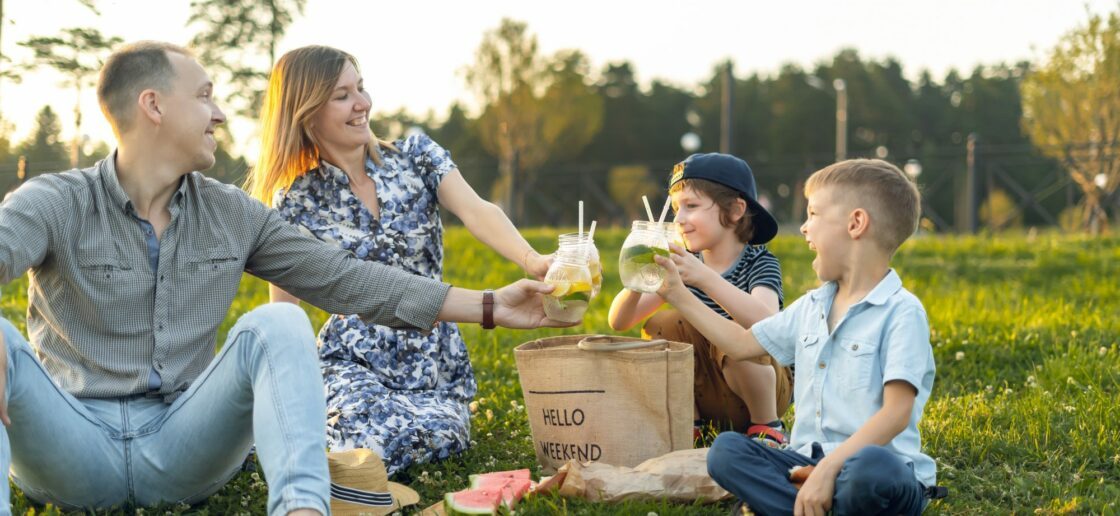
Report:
308,62,371,151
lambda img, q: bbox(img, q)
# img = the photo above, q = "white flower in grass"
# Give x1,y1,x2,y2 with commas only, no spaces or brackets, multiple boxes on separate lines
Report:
1063,405,1076,413
1067,376,1077,386
955,351,965,361
1100,346,1109,356
1004,388,1013,395
486,409,494,421
469,401,479,413
985,385,993,393
1070,330,1078,338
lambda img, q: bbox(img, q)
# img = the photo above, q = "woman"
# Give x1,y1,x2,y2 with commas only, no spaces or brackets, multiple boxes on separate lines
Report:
246,46,551,475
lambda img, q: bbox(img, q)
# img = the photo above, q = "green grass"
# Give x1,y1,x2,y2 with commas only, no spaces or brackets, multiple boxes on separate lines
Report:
2,228,1118,514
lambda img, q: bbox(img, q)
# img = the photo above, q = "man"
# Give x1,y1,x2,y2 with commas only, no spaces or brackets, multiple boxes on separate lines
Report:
0,41,567,516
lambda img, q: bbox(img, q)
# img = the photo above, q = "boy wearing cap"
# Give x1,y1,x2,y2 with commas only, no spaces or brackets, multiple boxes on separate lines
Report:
655,159,938,515
608,152,792,446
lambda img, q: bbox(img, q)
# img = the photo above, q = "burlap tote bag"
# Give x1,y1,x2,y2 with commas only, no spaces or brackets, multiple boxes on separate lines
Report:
514,335,694,473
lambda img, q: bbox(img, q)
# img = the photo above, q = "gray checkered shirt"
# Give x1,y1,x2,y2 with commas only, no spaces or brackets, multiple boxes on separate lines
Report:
0,154,450,400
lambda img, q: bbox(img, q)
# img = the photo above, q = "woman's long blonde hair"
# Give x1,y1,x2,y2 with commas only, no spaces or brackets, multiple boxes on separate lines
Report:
247,45,394,206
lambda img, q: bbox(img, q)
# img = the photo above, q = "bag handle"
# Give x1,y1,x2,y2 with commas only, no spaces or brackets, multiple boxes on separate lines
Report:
576,335,670,351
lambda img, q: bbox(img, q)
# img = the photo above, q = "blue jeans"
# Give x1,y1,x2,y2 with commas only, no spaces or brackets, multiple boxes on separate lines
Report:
708,432,927,516
0,303,329,516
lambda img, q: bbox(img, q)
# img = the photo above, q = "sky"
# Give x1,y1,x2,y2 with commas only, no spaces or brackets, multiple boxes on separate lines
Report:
0,0,1116,155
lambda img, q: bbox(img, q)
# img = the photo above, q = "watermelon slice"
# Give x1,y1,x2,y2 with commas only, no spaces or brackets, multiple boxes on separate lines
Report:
468,468,532,489
445,470,535,515
444,487,503,515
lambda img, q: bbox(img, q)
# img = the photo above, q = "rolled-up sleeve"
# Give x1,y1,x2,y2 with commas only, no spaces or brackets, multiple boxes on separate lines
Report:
0,179,62,284
245,201,450,329
750,296,806,366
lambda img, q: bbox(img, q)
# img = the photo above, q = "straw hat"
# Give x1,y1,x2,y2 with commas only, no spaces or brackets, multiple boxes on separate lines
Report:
328,448,420,515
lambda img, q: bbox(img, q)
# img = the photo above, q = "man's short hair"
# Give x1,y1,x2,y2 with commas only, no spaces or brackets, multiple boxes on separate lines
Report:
97,41,192,134
804,159,921,253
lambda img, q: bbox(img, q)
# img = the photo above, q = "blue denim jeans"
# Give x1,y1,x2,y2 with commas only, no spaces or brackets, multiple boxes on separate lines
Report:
0,303,329,516
708,432,927,516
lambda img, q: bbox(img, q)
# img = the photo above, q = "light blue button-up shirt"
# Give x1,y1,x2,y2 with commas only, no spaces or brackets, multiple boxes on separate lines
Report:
752,269,937,487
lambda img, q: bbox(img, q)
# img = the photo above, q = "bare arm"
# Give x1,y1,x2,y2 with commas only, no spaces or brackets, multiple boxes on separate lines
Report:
655,254,768,361
669,243,779,328
607,288,664,331
794,381,917,515
269,284,301,305
438,169,550,278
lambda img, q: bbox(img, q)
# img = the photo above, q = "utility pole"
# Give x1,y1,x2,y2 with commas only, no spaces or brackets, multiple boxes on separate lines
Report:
964,133,979,234
834,79,847,162
720,62,733,155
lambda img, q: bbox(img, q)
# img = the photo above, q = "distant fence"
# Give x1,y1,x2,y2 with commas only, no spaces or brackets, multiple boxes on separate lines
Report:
0,140,1101,233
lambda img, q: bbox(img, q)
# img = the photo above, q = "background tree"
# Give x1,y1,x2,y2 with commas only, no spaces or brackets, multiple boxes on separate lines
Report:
15,105,68,176
464,18,602,221
19,27,122,168
188,0,305,120
1021,9,1120,234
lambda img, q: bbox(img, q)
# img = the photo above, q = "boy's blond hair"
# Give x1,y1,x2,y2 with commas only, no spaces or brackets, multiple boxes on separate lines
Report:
804,159,921,253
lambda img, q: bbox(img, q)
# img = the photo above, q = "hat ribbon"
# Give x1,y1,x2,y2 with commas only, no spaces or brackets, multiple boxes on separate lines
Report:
330,482,395,507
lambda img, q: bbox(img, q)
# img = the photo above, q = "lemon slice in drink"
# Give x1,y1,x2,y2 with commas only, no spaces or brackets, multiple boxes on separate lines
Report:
548,281,571,297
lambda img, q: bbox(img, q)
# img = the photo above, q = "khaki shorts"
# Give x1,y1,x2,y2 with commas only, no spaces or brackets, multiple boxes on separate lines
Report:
643,309,793,433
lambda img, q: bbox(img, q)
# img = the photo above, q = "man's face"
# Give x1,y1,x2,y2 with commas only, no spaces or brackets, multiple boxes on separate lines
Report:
159,53,226,172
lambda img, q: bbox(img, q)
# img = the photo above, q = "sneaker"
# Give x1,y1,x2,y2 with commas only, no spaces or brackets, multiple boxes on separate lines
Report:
746,423,788,449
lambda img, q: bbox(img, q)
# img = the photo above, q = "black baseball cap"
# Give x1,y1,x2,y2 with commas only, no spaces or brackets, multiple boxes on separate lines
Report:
669,153,778,245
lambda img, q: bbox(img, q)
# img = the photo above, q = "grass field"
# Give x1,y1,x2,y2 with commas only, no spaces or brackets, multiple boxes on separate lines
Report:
2,228,1118,515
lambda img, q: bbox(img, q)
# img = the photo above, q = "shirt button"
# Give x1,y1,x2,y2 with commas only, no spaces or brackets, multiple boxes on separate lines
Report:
851,344,859,351
212,264,219,270
159,274,165,282
157,323,165,331
818,362,826,369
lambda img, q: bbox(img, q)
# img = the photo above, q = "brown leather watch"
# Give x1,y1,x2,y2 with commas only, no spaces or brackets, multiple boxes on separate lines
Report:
481,289,495,329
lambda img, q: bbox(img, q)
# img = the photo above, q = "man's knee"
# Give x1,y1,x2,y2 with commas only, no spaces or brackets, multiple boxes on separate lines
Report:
0,317,32,356
236,303,315,351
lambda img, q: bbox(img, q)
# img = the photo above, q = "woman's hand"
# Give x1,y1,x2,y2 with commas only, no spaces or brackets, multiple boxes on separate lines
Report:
523,250,552,280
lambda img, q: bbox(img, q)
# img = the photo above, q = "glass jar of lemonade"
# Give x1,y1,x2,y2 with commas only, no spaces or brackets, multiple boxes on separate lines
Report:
558,232,601,298
618,220,670,293
653,221,686,251
541,248,593,324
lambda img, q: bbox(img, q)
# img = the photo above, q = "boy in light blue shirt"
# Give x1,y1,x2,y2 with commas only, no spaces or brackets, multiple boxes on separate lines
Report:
654,159,940,515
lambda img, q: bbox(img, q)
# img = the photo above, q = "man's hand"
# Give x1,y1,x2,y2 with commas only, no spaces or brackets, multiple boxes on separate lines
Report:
493,279,579,328
794,461,837,516
667,243,714,289
0,331,9,426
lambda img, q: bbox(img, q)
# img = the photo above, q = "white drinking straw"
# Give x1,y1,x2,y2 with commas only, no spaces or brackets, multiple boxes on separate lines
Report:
584,221,597,261
587,220,597,242
579,200,584,237
658,196,672,224
642,195,655,222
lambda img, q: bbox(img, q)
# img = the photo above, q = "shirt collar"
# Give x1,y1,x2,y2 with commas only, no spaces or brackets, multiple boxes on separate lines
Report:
808,269,902,307
99,150,189,216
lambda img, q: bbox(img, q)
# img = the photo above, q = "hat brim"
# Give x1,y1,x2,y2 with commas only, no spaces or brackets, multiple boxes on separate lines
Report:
330,481,419,516
745,198,778,245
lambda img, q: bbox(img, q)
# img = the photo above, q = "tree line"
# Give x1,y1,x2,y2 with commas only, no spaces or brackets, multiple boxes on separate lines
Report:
0,4,1116,232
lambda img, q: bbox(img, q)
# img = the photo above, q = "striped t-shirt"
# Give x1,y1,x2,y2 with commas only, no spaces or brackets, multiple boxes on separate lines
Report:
687,244,784,319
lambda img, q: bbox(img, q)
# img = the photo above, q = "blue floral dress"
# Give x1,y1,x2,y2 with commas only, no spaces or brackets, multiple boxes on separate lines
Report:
273,134,476,476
